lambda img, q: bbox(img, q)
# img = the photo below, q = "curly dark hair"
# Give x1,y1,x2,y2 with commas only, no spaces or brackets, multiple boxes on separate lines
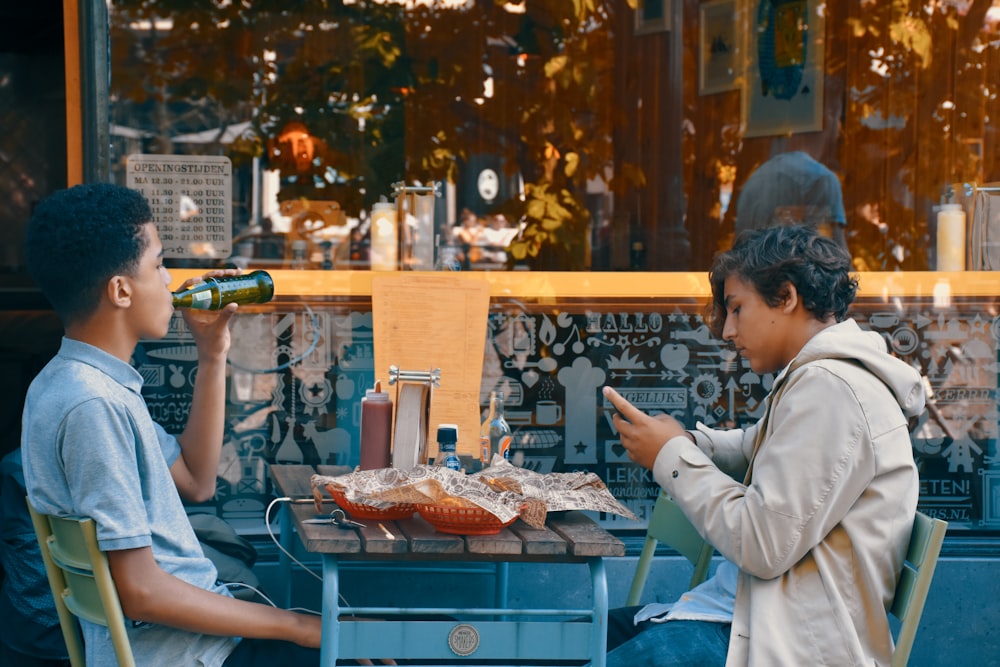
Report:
707,225,859,340
25,183,152,325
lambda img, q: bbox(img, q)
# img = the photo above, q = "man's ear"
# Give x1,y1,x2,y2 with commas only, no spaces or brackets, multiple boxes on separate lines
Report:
780,282,800,314
107,275,133,308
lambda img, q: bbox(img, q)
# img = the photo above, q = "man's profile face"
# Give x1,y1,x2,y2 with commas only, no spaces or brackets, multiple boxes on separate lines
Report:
126,223,174,341
722,275,795,374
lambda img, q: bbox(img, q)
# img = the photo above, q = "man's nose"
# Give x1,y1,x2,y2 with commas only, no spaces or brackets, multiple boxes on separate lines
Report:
722,317,735,341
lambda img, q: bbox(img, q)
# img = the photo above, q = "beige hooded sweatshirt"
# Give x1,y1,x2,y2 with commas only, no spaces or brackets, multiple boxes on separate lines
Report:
654,318,925,666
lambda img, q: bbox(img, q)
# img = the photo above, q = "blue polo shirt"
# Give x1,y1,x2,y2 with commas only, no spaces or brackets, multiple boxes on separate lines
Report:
21,337,238,667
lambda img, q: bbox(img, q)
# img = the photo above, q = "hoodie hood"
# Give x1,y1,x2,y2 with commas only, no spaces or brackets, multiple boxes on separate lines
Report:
785,318,926,419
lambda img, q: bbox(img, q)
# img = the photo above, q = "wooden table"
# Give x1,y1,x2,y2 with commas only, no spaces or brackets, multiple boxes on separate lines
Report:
270,464,625,666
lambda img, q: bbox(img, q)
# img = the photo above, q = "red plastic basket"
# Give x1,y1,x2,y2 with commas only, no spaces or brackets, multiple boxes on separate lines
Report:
416,503,517,535
328,487,416,521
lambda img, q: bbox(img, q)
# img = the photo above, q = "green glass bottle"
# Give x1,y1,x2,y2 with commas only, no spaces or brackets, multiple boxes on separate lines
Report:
172,270,275,310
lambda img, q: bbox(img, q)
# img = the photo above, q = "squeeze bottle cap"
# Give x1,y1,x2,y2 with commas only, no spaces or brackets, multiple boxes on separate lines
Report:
436,424,458,443
365,390,389,402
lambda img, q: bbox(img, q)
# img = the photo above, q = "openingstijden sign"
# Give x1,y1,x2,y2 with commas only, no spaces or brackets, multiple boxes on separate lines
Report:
127,154,233,260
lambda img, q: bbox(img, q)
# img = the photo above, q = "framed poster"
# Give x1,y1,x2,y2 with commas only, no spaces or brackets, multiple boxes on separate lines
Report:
742,0,824,137
635,0,671,35
699,0,740,95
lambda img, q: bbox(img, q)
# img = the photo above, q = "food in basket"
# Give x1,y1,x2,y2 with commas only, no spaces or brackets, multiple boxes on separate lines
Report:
416,500,518,535
325,485,416,520
307,459,638,537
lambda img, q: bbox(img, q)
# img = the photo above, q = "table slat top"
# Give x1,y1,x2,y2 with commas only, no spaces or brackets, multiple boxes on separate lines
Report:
271,464,625,561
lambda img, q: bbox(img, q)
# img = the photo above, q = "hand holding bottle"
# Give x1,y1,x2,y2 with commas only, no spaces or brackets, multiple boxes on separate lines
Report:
172,269,274,310
175,269,241,361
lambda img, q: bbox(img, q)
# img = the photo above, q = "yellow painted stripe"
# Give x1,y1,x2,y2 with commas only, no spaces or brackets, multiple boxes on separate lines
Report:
168,270,1000,299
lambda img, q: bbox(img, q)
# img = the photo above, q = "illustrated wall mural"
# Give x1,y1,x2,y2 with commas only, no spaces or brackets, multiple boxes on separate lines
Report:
135,296,1000,534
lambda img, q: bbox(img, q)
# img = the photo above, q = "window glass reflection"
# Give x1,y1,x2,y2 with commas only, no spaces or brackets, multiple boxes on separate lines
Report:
106,1,1000,273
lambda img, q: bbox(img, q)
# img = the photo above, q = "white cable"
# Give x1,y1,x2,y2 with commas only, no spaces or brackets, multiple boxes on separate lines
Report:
222,582,322,617
223,582,278,606
288,606,321,616
266,496,322,583
265,496,352,606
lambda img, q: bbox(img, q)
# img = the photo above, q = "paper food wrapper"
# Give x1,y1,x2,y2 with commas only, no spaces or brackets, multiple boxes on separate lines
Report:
311,456,638,529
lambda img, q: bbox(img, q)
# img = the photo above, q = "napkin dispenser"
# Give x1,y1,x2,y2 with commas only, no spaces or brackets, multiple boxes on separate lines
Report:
388,365,440,469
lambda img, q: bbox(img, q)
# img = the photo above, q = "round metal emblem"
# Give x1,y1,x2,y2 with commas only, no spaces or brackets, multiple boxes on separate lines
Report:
447,623,480,656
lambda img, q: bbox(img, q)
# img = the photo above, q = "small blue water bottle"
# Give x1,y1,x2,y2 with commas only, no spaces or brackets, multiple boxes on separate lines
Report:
436,424,462,471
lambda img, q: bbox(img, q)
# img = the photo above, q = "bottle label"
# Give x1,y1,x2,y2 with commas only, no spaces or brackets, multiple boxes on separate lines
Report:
498,435,512,460
480,436,491,465
191,291,212,309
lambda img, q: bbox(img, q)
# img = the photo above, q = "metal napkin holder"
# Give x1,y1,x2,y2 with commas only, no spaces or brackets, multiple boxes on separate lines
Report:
387,365,441,468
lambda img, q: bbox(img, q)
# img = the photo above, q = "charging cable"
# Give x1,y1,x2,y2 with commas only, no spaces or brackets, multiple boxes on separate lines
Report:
265,496,352,606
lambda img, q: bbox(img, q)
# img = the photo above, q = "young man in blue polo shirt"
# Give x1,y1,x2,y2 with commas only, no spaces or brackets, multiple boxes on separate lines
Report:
20,183,326,666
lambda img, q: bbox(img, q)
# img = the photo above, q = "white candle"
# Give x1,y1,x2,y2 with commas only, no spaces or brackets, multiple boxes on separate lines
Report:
936,204,966,271
369,202,398,271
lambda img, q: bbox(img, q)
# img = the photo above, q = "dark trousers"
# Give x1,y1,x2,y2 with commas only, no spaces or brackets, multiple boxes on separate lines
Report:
0,641,70,667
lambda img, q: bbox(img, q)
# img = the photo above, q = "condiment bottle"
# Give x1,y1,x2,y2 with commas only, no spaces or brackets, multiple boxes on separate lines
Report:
479,391,511,467
172,270,274,310
436,424,461,471
936,203,966,271
369,199,398,271
359,381,393,470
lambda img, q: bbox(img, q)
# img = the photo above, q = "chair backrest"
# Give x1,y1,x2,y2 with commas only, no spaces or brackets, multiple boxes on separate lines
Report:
890,510,947,667
626,491,714,606
27,501,136,667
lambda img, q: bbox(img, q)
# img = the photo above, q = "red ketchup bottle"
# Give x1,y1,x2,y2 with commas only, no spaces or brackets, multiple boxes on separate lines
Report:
359,381,393,470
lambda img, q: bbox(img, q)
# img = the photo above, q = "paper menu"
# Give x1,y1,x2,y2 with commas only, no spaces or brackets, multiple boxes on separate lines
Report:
372,274,491,459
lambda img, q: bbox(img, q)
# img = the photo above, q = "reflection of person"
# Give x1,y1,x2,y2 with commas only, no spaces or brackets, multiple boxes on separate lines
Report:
734,151,847,249
603,225,924,666
478,213,515,264
273,121,319,174
452,207,484,268
20,184,328,666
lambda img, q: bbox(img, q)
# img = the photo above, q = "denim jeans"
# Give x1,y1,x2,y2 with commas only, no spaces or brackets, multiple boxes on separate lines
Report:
222,638,320,666
602,606,730,667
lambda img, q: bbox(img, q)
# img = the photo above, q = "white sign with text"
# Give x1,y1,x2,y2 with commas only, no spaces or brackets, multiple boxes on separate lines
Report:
126,154,232,260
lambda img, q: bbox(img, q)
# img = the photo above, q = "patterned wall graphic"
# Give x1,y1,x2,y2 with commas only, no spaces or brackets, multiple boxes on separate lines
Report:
136,297,1000,534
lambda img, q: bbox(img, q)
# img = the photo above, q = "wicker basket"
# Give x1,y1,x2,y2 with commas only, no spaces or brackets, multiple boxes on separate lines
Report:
328,487,416,520
416,503,517,535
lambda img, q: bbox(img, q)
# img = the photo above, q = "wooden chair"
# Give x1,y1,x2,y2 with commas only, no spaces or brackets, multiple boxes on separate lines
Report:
27,501,136,667
890,511,948,667
626,490,714,606
626,495,945,665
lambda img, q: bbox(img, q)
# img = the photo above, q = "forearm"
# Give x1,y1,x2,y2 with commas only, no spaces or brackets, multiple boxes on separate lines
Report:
175,353,228,499
111,549,320,647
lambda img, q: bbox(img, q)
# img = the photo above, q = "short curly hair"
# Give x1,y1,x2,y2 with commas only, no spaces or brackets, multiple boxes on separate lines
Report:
25,183,152,325
707,225,858,340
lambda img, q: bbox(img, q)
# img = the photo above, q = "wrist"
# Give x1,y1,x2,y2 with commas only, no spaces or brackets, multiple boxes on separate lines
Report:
195,350,229,367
